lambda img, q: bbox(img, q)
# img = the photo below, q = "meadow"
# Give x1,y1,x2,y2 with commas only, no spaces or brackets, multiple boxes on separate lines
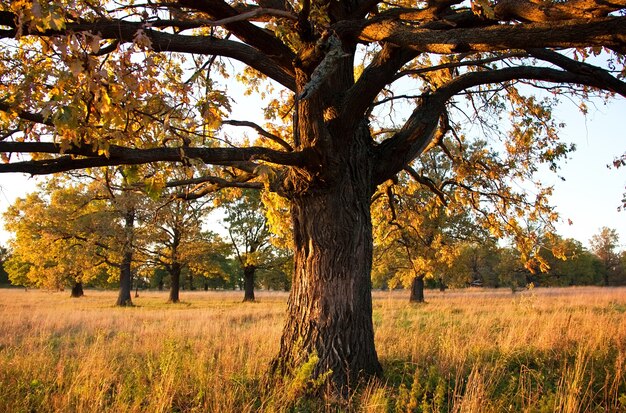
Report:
0,287,624,412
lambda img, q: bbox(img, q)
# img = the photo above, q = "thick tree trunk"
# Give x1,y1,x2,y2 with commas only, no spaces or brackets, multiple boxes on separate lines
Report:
168,263,181,303
243,265,256,302
410,275,425,303
70,281,84,298
271,134,382,392
116,209,135,307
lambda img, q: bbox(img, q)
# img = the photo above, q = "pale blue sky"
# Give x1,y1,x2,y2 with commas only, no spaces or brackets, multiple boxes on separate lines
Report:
547,98,626,247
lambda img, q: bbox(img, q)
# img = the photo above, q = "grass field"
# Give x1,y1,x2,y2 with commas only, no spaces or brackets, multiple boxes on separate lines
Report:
0,287,625,412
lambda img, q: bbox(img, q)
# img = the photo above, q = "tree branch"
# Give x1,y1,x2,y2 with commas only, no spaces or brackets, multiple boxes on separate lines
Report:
0,142,308,175
393,51,529,81
494,0,626,23
374,63,626,183
0,17,296,90
167,173,263,200
223,120,293,151
0,103,50,126
341,16,626,54
177,0,296,70
404,166,447,206
183,7,297,27
342,44,418,125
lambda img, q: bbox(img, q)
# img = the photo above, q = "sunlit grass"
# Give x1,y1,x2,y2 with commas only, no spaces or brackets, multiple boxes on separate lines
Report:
0,287,624,412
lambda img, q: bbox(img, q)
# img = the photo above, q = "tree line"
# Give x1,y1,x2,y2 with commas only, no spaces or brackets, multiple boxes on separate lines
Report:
2,170,623,303
375,230,626,296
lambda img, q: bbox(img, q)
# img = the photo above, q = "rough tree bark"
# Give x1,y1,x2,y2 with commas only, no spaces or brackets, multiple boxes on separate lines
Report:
243,265,256,302
70,281,84,298
116,209,135,306
272,117,382,392
409,275,425,303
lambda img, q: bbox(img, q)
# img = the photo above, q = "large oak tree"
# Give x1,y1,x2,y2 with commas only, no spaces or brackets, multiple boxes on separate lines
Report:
1,0,626,392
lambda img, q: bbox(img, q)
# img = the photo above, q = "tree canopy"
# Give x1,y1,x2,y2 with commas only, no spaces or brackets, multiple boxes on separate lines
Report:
1,0,625,394
590,226,622,285
3,181,118,291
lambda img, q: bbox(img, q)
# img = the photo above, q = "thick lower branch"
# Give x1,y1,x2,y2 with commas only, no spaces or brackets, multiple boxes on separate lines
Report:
374,64,626,183
0,142,308,175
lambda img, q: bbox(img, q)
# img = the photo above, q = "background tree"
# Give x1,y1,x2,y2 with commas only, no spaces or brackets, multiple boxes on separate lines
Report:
372,136,556,301
445,240,501,288
372,180,479,302
187,232,240,290
3,184,116,296
2,169,152,304
492,246,530,291
141,194,213,303
222,189,284,301
64,167,149,306
533,236,603,286
1,0,626,391
590,227,622,286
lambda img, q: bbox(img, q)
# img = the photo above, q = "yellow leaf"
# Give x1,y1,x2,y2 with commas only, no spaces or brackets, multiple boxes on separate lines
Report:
48,11,66,31
97,90,112,114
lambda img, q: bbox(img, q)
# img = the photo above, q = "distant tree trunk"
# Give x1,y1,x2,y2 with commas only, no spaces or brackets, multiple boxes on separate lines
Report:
410,275,425,303
243,265,256,302
116,209,135,306
168,231,182,302
603,269,610,286
158,278,164,291
168,263,181,303
117,254,133,306
70,281,84,298
438,277,446,292
203,279,209,291
188,273,194,290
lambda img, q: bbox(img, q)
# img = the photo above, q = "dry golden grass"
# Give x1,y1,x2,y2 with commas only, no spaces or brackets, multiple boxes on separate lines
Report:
0,287,624,412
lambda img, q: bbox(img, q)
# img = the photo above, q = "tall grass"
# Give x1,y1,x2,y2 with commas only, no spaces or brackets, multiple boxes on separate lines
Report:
0,287,624,412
